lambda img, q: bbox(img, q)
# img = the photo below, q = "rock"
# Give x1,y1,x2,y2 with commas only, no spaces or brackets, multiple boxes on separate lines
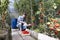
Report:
26,29,38,40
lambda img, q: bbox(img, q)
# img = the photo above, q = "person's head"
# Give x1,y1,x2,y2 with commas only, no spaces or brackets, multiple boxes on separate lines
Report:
23,13,27,18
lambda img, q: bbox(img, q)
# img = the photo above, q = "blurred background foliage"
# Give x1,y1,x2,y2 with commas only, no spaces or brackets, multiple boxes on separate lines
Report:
0,0,60,34
14,0,60,32
0,0,11,28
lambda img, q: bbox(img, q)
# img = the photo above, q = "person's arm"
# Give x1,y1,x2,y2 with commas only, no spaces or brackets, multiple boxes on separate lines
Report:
17,16,20,23
23,22,32,27
27,24,32,26
17,16,23,23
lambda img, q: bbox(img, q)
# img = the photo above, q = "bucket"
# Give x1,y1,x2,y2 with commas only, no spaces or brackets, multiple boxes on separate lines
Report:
11,18,17,29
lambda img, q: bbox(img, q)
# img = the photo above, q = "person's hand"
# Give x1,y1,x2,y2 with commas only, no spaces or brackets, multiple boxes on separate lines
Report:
31,23,35,26
28,24,32,26
28,23,35,26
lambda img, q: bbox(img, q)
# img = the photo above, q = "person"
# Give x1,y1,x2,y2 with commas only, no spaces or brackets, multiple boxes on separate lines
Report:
17,13,31,31
17,13,26,24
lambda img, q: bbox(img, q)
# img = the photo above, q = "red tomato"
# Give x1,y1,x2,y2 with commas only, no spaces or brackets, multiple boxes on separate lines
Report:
54,23,59,28
57,10,60,15
54,31,58,35
50,28,54,30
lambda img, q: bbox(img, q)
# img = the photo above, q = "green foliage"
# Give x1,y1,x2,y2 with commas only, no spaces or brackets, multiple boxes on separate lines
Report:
14,0,39,14
44,0,55,15
14,0,30,14
6,11,11,25
14,0,39,23
34,28,40,32
0,0,9,14
55,0,60,4
0,0,10,26
14,0,60,34
0,20,2,29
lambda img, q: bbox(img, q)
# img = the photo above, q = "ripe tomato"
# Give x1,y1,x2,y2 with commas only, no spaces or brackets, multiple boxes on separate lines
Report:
54,31,58,35
54,23,59,28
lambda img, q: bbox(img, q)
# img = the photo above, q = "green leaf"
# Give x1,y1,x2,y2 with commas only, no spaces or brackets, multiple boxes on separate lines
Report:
36,11,40,14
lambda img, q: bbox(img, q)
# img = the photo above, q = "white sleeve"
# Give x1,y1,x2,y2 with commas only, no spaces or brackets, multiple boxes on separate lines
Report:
17,16,24,23
23,22,28,27
17,16,20,22
17,16,22,23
